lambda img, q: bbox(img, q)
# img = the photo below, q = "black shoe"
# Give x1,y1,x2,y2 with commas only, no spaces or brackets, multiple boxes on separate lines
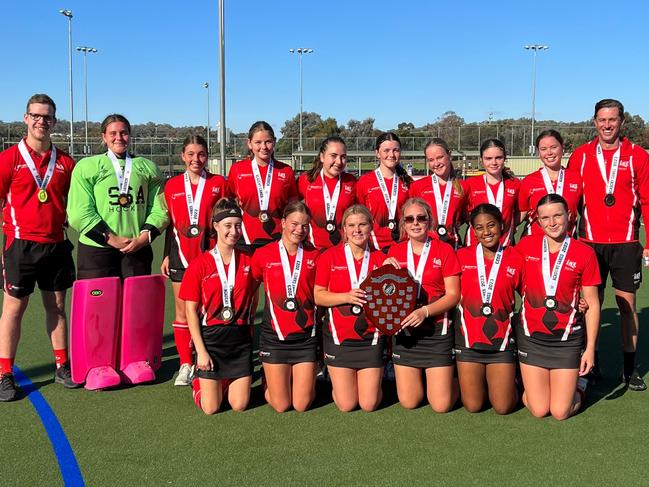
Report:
55,363,82,389
0,373,19,402
622,370,647,392
586,363,602,385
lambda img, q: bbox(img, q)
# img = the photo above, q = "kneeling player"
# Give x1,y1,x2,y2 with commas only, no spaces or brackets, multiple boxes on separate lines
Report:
180,199,256,414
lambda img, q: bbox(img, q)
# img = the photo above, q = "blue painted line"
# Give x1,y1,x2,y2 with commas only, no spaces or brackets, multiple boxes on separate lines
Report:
13,366,85,487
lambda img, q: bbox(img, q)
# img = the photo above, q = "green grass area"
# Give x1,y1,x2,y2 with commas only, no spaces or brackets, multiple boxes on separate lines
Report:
3,232,649,486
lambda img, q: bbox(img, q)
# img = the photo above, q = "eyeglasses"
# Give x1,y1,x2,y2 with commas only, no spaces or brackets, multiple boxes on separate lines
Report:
27,113,55,124
403,215,429,224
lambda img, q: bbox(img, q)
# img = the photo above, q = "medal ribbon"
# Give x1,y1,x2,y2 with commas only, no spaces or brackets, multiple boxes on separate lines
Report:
278,240,303,299
476,244,504,305
251,157,274,212
375,168,399,220
212,247,236,309
107,149,133,196
321,170,342,222
431,174,453,227
344,244,370,289
183,170,206,226
17,140,57,193
407,238,432,298
596,143,621,196
483,175,504,210
542,236,571,298
540,167,565,196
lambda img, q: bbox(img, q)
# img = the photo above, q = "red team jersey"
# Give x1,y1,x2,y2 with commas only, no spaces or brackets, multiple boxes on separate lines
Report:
462,175,520,246
179,249,257,326
297,172,357,250
355,170,409,250
314,245,384,345
409,176,465,246
0,140,75,246
518,168,582,236
164,172,228,268
386,239,461,336
227,159,298,246
251,241,320,341
456,246,522,351
516,235,600,342
567,137,649,246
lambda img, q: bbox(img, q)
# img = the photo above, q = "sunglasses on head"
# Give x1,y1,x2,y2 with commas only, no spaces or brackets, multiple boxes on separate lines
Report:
404,215,429,224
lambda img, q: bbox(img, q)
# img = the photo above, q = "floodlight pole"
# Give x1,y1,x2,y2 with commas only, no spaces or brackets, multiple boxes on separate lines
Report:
524,44,549,155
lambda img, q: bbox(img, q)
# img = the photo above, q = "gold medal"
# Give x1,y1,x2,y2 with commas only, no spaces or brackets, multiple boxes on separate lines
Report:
37,189,48,203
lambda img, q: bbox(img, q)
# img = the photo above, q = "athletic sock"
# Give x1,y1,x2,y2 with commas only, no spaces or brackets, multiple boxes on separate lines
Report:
0,357,15,375
192,377,202,410
172,322,193,365
53,349,68,369
624,352,636,378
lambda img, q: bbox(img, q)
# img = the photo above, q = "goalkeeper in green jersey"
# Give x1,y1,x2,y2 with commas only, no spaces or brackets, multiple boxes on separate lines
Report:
68,114,169,279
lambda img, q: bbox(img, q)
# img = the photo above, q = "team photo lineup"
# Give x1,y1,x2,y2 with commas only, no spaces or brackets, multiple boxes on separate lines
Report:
2,93,648,421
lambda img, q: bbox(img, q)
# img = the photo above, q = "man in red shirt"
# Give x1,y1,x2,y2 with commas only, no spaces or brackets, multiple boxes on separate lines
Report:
0,94,78,401
568,99,649,391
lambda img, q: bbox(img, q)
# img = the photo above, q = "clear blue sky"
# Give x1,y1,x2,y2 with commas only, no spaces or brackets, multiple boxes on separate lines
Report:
1,0,648,134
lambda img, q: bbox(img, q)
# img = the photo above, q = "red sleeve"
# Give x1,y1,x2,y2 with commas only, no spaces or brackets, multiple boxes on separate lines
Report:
566,146,582,171
250,247,265,280
297,174,307,200
227,164,238,199
355,176,367,205
517,176,531,212
314,248,333,287
286,168,299,202
179,258,204,302
441,243,461,277
581,246,602,287
634,149,649,248
0,149,14,201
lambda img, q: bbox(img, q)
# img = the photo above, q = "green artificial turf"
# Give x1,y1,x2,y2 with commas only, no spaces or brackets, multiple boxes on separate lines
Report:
2,232,649,486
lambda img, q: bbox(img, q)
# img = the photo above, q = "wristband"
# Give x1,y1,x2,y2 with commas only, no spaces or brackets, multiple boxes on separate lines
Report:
140,229,152,244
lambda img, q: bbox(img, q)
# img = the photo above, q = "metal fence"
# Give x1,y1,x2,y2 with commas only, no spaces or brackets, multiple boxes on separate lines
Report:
1,124,596,177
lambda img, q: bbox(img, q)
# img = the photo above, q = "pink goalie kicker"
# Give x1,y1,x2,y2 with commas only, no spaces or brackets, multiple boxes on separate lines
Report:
119,275,166,384
70,277,122,390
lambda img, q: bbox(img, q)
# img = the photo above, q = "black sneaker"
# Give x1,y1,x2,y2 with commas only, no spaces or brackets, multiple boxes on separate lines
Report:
0,373,19,402
586,363,602,385
622,370,647,392
55,363,82,389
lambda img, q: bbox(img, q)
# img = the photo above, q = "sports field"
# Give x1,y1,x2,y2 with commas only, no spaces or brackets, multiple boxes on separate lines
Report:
3,233,649,487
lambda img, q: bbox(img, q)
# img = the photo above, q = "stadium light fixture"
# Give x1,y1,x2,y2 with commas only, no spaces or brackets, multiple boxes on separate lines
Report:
524,44,549,155
59,9,74,157
76,46,98,155
289,48,315,155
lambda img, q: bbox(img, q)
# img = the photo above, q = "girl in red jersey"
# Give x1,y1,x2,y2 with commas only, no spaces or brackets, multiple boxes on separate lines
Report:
297,136,356,250
455,204,521,414
384,198,461,412
314,204,386,412
518,130,582,236
161,135,229,386
409,138,465,248
356,132,411,251
515,194,600,420
251,201,321,412
462,139,520,247
228,121,298,250
180,198,257,414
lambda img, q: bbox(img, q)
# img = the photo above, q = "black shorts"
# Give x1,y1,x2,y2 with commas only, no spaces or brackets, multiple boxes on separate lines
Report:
77,242,153,280
588,241,643,293
516,329,583,369
168,267,186,283
454,346,516,364
392,330,455,368
1,238,75,297
259,331,318,365
195,324,253,380
323,335,386,369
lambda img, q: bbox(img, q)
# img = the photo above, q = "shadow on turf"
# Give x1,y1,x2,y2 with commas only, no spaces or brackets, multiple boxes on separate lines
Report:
579,307,649,408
